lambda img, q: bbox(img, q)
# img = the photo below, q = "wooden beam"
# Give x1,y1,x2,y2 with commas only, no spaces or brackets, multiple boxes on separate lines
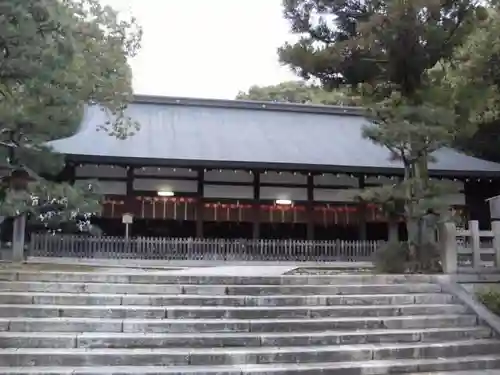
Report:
358,175,367,240
307,174,315,240
126,167,134,196
252,171,260,239
196,169,204,238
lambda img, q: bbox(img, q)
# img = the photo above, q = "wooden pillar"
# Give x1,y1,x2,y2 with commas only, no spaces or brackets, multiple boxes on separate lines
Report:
126,167,134,196
196,169,204,238
358,175,367,240
123,166,135,213
306,174,314,240
252,171,260,239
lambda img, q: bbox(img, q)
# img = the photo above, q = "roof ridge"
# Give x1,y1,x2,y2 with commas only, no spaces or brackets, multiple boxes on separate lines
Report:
132,94,365,116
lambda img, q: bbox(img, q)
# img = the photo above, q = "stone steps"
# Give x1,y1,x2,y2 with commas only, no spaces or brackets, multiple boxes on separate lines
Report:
0,314,479,332
0,291,456,306
0,271,435,284
1,339,500,366
0,303,468,319
0,281,443,294
2,355,500,374
0,327,492,348
1,271,498,374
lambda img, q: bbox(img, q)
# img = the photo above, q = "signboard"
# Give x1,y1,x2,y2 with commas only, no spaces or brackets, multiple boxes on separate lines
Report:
122,213,134,224
487,195,500,220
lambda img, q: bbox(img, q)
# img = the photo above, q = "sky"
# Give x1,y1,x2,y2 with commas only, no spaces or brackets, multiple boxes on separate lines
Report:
100,0,298,99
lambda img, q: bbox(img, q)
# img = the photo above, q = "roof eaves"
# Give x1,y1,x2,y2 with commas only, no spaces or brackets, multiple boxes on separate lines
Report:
64,154,500,178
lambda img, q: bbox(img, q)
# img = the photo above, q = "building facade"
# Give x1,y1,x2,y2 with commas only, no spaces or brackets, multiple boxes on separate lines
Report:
49,96,500,240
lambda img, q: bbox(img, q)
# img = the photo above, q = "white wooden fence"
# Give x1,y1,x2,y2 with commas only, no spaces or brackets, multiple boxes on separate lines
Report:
28,233,383,262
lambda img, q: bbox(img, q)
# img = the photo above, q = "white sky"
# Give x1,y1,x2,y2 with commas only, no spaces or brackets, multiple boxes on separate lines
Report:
100,0,298,99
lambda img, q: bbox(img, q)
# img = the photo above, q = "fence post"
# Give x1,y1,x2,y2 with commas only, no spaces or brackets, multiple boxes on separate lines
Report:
469,220,481,269
439,221,458,274
492,221,500,269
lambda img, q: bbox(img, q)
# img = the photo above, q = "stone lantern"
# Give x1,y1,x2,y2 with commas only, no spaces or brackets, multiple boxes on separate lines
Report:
8,168,34,262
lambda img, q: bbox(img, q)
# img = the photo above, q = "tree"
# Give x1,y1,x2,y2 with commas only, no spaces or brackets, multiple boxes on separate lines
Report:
237,81,359,105
279,0,485,271
432,4,500,162
279,0,483,96
0,0,141,233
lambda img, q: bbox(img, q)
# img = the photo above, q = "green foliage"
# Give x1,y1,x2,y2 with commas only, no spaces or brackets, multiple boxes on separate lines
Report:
1,180,101,220
278,0,485,271
237,81,360,105
434,5,500,162
477,289,500,316
374,242,409,274
0,0,142,224
374,240,442,274
279,0,482,95
364,97,458,163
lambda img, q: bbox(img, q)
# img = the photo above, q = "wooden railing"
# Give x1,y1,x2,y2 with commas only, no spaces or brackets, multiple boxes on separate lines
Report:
28,233,383,262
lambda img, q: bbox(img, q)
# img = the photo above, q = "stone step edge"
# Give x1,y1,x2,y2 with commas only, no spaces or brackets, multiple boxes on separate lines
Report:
0,314,477,325
1,338,498,354
0,291,452,300
0,326,488,339
0,303,465,311
0,270,433,279
1,354,500,374
0,281,441,288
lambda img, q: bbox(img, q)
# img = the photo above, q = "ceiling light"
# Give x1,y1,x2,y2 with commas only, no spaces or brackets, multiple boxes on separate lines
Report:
275,199,293,205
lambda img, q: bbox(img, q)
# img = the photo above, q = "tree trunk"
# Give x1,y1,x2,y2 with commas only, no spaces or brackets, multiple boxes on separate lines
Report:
12,214,26,262
388,219,399,242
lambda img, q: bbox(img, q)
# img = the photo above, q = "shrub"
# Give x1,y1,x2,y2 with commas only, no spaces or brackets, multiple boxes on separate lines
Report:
411,242,443,274
373,241,409,274
477,289,500,316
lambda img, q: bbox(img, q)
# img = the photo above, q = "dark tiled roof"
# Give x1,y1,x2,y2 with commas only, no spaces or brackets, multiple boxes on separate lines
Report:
49,95,500,176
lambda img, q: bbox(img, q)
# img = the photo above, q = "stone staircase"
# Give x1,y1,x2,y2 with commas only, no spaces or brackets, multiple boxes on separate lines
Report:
0,270,499,374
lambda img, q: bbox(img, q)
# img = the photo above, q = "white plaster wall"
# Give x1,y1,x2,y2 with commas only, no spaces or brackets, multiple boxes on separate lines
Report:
204,170,253,183
314,188,362,202
204,185,253,199
314,174,359,187
365,176,397,185
260,171,307,185
134,167,196,178
98,181,127,195
260,186,307,201
76,165,126,178
133,178,197,193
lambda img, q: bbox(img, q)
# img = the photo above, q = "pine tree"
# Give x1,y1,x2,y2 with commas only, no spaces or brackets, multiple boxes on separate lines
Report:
237,81,360,105
0,0,141,232
280,0,485,270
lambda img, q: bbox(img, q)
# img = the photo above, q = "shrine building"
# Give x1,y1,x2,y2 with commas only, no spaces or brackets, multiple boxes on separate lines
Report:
48,95,500,240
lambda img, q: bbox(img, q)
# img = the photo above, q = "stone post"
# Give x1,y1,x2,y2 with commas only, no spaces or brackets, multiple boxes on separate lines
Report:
469,220,481,269
492,221,500,268
12,214,26,262
440,221,458,274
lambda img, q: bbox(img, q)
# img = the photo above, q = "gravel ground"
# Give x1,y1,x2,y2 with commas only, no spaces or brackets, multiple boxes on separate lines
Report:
0,262,100,272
